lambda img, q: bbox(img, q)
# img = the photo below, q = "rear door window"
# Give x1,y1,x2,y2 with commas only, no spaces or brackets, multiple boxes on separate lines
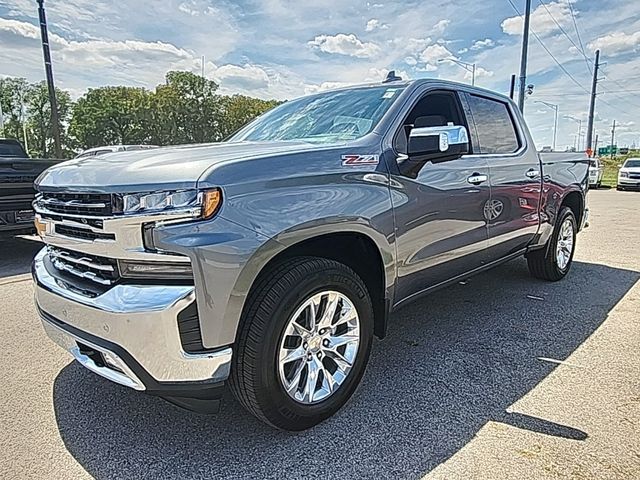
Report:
466,94,521,154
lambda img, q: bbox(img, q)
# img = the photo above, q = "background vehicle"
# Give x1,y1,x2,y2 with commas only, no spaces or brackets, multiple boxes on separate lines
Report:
617,158,640,190
74,144,159,159
32,79,589,431
588,157,604,188
0,139,59,236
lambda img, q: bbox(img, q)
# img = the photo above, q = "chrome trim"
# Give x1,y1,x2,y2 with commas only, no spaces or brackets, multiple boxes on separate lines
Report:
51,257,114,285
42,198,107,209
33,207,193,263
41,318,145,390
49,248,115,272
34,248,232,384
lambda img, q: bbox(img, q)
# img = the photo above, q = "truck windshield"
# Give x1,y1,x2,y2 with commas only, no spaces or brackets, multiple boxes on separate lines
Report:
624,159,640,168
230,86,404,144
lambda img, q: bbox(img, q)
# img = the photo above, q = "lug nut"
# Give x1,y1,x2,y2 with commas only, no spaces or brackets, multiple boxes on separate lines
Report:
317,352,323,358
323,339,330,347
303,342,308,349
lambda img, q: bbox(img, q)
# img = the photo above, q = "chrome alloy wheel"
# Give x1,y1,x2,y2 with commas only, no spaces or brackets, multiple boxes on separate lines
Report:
278,291,360,405
555,217,575,270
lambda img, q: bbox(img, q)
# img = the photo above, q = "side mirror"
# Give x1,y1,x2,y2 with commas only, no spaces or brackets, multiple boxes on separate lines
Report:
408,125,470,160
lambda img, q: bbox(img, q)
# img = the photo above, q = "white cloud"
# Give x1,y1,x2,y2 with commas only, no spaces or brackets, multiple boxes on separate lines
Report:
471,38,495,50
432,20,450,34
404,56,418,66
365,18,388,31
308,33,381,58
501,1,572,36
213,64,270,90
588,31,640,56
419,43,454,64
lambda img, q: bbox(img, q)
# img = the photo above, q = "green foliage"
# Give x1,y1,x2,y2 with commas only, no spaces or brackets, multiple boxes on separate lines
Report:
0,77,73,158
1,71,281,158
26,81,73,158
149,71,223,145
0,77,30,141
70,86,152,148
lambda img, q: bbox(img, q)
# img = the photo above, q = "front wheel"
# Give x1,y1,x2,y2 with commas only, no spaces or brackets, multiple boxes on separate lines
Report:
527,207,577,281
229,257,374,431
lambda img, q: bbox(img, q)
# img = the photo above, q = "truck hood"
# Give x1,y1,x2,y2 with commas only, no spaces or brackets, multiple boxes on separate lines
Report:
620,167,640,174
35,141,320,193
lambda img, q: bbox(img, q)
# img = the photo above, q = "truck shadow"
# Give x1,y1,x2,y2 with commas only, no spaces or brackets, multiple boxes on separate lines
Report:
52,259,639,479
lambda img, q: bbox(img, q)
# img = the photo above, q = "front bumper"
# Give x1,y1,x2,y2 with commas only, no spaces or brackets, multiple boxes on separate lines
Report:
618,178,640,189
33,248,232,394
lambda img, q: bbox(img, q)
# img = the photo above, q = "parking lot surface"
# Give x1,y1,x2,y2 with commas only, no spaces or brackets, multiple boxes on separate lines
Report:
0,189,639,480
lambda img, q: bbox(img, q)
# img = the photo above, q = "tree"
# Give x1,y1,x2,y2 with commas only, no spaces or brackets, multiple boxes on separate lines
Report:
0,77,29,142
70,86,152,148
149,71,224,145
26,81,73,158
219,95,281,139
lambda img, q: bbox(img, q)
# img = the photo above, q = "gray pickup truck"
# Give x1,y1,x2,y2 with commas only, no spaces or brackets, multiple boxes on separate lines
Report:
32,79,589,431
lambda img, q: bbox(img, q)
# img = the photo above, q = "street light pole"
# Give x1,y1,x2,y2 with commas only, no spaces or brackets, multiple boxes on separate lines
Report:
439,58,477,86
36,0,62,158
534,100,559,151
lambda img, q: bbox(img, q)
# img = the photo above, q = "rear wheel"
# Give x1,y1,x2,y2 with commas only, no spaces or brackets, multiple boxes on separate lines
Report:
527,207,577,281
229,257,374,431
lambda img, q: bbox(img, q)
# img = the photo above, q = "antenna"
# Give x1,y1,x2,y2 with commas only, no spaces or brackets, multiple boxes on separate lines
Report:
383,70,402,83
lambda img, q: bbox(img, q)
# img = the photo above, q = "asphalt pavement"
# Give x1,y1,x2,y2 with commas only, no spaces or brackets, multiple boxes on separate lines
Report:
0,189,639,479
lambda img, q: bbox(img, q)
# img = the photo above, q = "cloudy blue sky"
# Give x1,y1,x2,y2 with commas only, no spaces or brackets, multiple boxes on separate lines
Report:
1,0,639,149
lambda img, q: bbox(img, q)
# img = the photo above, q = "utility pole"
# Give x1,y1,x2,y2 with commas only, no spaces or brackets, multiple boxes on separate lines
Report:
36,0,62,158
594,134,599,155
518,0,532,112
586,49,600,154
610,120,616,159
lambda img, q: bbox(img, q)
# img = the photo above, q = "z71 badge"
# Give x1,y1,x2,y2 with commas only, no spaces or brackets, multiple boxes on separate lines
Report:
341,154,379,166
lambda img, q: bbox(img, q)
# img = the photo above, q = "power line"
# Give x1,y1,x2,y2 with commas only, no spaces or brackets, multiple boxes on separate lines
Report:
537,0,592,74
566,0,592,75
506,0,590,94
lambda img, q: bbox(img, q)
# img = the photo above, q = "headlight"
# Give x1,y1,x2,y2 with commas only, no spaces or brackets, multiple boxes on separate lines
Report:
619,172,629,178
115,188,221,219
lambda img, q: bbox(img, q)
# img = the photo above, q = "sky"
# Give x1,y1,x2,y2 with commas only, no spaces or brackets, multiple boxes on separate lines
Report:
0,0,639,149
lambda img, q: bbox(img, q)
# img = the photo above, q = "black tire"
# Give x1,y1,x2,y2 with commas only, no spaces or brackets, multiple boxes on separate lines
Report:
617,186,624,191
229,256,374,431
527,207,577,282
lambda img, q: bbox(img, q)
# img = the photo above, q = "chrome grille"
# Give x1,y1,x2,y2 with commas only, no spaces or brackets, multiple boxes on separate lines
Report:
39,192,114,216
48,246,119,286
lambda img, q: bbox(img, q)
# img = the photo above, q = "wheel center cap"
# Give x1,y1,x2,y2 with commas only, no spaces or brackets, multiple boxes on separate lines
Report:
308,335,323,352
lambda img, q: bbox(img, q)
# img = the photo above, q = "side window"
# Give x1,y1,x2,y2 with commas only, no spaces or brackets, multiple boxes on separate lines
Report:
466,94,521,154
394,91,466,154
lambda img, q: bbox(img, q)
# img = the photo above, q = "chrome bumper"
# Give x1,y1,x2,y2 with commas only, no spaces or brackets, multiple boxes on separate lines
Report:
33,248,232,390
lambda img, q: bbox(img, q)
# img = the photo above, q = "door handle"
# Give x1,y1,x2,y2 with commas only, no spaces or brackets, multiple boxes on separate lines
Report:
525,169,540,178
467,173,488,185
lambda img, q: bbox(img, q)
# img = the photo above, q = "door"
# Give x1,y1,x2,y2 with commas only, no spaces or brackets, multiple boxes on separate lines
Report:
463,93,542,259
389,90,491,304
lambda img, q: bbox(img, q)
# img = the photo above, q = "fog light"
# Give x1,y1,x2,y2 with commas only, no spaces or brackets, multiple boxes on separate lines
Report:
102,351,126,372
118,260,193,279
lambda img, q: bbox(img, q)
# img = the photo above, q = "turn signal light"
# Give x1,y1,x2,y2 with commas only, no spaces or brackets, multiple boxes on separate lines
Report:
202,189,222,219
